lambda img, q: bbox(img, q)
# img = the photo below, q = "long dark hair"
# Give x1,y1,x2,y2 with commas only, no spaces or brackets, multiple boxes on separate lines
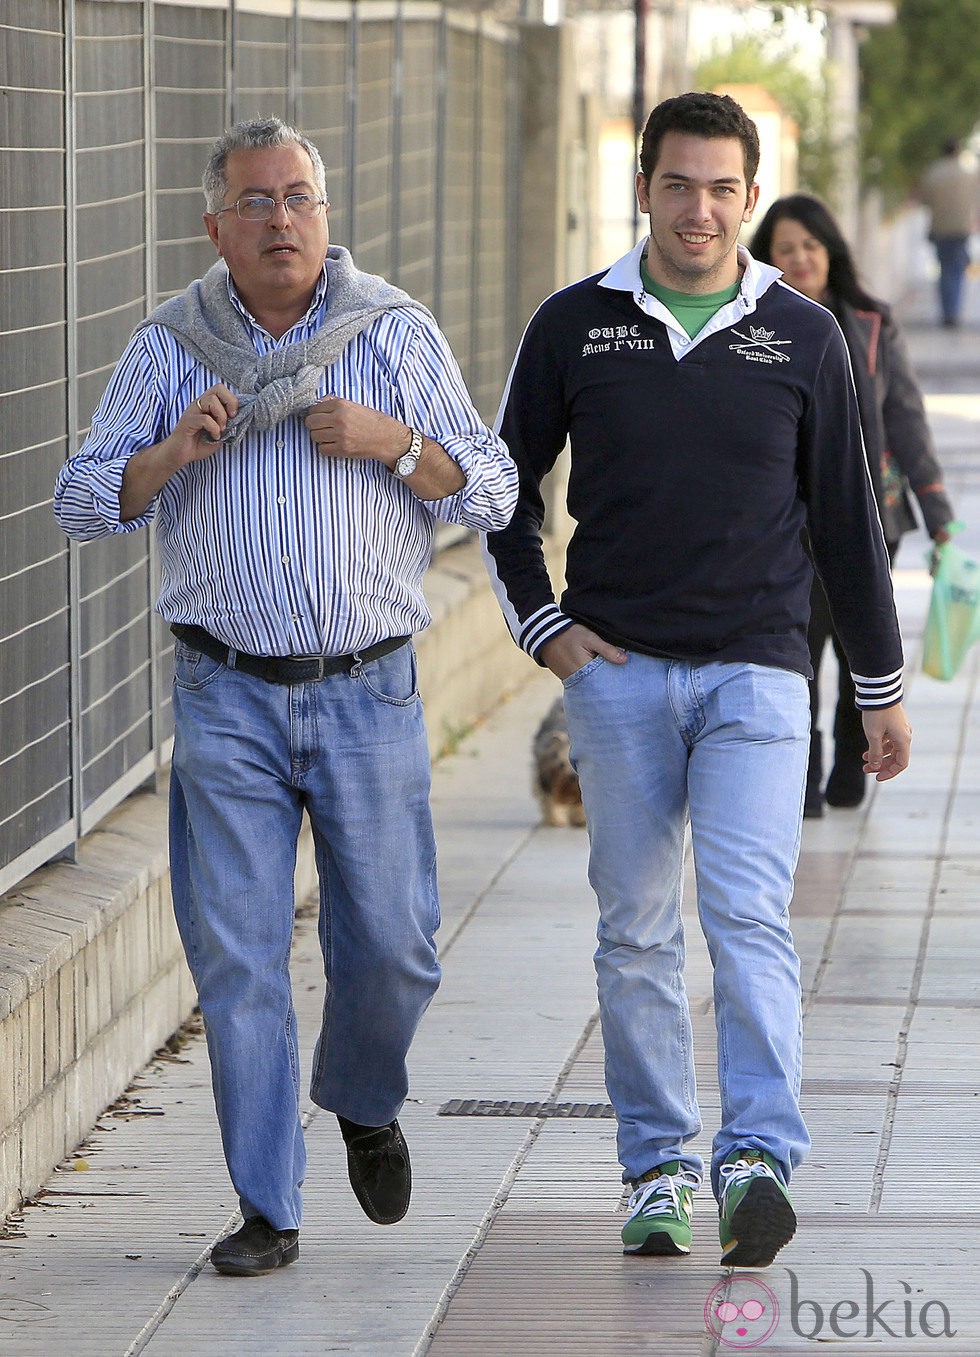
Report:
750,193,888,319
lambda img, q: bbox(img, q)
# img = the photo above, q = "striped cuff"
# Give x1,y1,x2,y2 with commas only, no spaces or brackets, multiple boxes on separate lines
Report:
851,667,903,709
520,604,576,663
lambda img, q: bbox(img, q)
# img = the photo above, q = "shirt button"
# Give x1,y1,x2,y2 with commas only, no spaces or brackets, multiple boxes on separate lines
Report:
277,496,286,505
281,554,290,565
276,440,285,450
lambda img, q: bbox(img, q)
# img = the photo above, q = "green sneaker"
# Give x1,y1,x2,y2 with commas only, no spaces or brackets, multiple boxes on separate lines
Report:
718,1149,796,1268
621,1161,700,1256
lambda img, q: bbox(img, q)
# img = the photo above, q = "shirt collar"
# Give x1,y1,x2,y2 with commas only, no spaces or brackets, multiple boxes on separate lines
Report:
225,266,330,338
598,239,785,359
598,238,783,309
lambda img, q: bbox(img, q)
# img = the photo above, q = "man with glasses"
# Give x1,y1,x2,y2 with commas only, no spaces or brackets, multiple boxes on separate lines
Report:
54,117,516,1275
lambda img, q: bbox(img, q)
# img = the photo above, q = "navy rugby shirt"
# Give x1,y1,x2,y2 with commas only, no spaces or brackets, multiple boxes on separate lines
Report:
483,242,904,708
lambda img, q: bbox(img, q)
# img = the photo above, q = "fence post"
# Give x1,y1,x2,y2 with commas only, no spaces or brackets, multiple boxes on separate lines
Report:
346,1,359,251
516,21,576,325
390,0,404,286
468,16,483,365
143,0,165,780
227,0,238,126
288,0,301,126
433,5,447,323
63,0,82,857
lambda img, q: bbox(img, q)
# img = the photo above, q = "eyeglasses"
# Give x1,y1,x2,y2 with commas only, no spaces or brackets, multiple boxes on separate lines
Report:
215,193,327,222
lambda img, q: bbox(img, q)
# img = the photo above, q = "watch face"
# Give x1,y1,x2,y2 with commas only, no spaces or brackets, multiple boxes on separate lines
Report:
395,429,423,477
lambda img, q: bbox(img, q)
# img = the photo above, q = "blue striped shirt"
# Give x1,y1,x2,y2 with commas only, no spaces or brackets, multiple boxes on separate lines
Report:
54,269,517,656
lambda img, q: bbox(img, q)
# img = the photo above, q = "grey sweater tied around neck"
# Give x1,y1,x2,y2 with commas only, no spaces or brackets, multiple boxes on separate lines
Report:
137,244,430,444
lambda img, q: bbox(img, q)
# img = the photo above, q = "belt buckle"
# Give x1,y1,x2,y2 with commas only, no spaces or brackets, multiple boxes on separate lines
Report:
312,655,328,681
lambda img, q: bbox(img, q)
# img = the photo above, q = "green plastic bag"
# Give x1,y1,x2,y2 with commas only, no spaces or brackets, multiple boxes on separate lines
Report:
922,527,980,680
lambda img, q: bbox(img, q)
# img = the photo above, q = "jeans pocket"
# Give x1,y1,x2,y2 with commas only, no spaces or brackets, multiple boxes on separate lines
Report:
173,639,226,691
357,644,420,707
562,654,606,689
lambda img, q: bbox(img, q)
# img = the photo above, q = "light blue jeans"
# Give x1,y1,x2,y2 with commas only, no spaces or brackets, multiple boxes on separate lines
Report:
169,640,440,1230
562,653,811,1198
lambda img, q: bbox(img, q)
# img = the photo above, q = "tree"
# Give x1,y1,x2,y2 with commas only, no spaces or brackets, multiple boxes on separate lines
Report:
860,0,980,203
695,38,836,202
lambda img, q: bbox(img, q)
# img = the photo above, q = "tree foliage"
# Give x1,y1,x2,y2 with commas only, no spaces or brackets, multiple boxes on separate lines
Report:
860,0,980,203
695,38,836,201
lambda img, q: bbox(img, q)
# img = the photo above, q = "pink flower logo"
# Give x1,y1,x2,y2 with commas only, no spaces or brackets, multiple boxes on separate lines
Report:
705,1276,780,1348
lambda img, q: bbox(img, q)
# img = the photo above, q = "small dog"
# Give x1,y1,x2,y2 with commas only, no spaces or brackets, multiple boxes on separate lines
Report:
532,697,586,827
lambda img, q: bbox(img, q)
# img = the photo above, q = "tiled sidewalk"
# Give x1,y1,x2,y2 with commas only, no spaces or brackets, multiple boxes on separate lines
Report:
1,284,978,1355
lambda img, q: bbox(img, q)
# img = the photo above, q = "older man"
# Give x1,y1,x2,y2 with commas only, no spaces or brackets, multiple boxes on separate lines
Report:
55,117,516,1275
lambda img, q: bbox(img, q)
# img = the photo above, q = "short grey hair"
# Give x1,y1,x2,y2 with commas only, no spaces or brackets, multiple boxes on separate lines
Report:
202,117,327,213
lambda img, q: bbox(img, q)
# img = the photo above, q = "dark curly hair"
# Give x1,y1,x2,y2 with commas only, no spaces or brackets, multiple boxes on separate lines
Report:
751,193,887,318
639,92,761,186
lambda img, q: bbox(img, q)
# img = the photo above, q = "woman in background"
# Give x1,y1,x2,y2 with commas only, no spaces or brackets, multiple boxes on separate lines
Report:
752,194,954,817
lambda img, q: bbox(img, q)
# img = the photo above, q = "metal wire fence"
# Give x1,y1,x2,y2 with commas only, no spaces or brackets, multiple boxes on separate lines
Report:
0,0,521,896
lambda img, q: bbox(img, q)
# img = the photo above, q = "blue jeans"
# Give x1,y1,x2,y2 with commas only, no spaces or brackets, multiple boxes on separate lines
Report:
562,653,811,1198
169,640,440,1230
933,235,970,325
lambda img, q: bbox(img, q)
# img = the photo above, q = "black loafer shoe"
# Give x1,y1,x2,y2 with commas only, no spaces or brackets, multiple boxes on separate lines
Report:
211,1216,299,1277
339,1117,412,1224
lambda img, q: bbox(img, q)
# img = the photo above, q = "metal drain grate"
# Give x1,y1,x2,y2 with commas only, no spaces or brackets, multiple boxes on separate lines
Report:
438,1098,615,1119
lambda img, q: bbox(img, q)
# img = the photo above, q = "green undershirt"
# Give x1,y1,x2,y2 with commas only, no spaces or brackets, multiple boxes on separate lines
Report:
640,257,740,339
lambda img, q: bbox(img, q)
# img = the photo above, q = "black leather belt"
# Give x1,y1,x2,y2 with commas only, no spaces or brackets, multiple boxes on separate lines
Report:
171,624,410,685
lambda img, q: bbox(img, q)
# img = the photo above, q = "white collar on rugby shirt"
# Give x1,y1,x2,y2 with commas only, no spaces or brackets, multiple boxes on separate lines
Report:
598,238,784,360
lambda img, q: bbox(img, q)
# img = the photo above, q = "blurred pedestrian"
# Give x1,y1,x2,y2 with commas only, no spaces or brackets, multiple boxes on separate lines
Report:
753,193,955,816
54,116,516,1276
917,138,979,328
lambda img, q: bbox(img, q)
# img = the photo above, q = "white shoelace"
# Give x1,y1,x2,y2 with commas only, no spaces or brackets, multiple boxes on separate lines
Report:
719,1156,777,1202
627,1168,702,1218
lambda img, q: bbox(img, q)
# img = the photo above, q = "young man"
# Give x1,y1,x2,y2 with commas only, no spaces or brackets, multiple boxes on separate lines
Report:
55,117,516,1276
483,92,911,1268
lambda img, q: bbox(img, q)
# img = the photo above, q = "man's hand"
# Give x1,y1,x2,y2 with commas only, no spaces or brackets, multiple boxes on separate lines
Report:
304,394,466,500
179,384,238,457
305,396,408,464
861,701,912,783
539,623,627,681
119,384,237,521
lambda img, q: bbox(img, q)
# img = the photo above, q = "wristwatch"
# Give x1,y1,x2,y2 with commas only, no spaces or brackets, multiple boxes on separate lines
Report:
394,427,423,479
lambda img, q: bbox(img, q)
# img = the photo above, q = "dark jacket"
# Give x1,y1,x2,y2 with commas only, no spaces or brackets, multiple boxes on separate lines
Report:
483,244,904,705
833,299,953,545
